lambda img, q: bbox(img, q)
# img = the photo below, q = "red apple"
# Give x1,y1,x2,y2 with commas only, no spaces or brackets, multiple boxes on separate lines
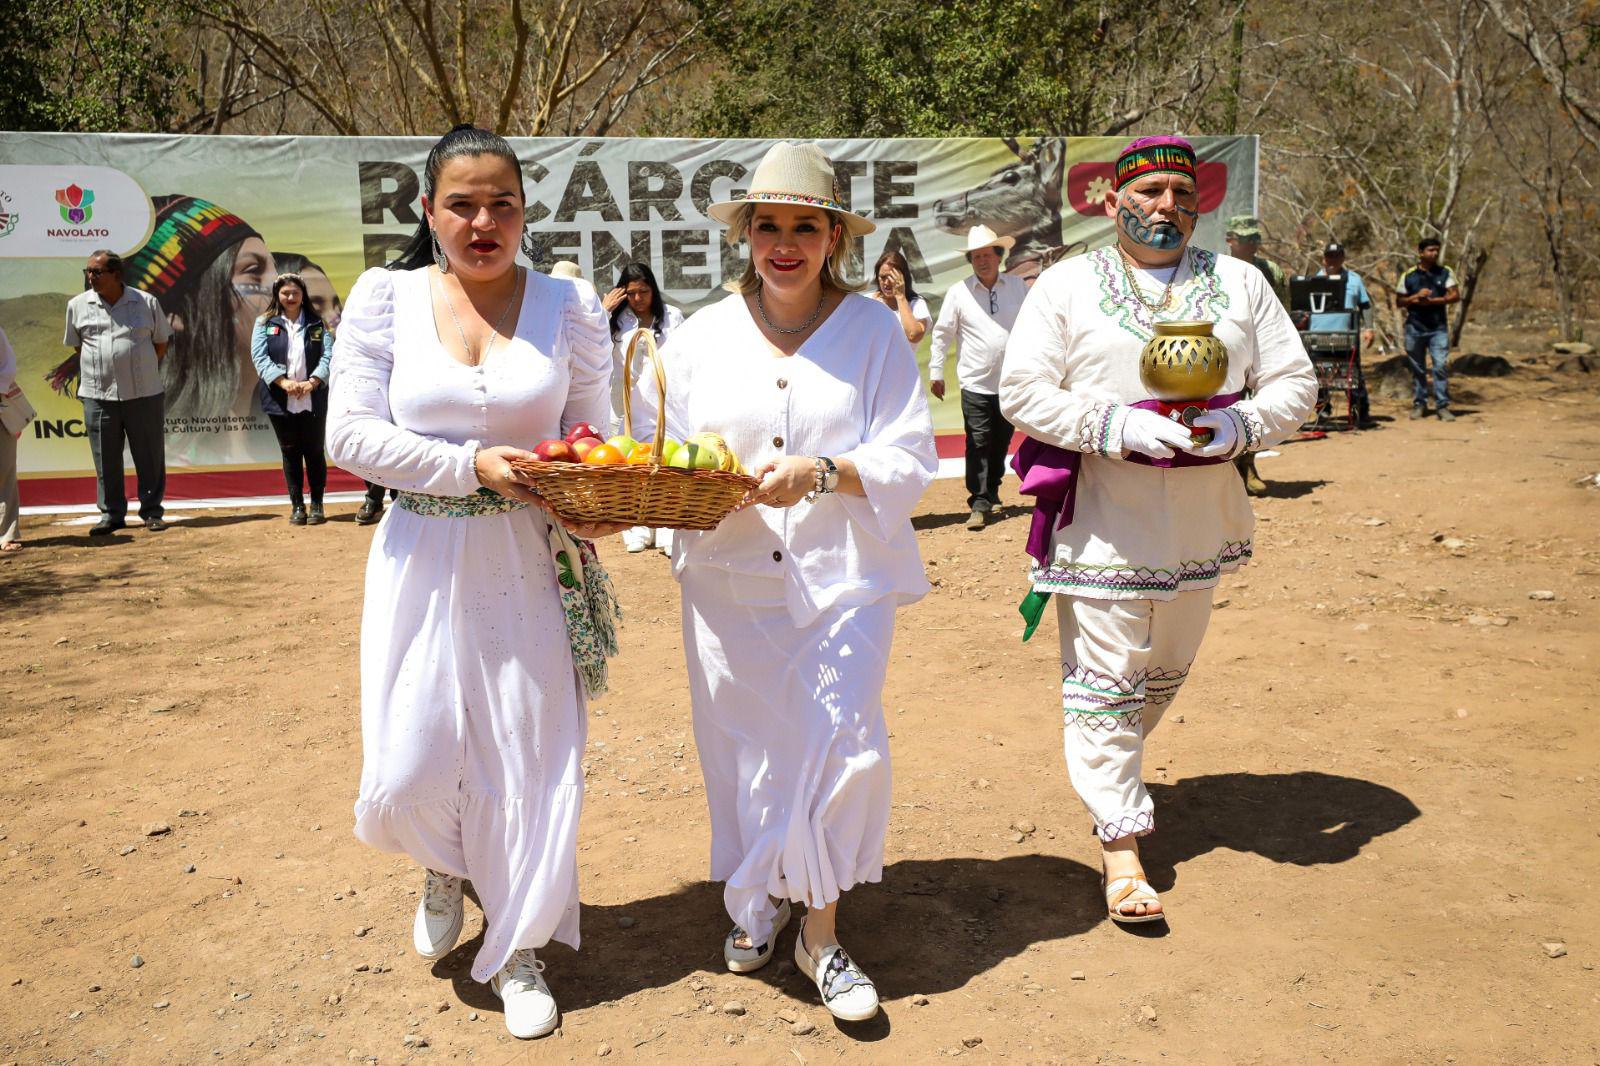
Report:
564,422,602,445
533,439,576,462
569,436,603,461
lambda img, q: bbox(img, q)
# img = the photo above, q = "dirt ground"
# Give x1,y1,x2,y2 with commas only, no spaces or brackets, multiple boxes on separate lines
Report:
2,346,1597,1065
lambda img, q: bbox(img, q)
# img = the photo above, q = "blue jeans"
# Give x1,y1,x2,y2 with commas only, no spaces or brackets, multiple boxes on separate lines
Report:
1404,326,1450,410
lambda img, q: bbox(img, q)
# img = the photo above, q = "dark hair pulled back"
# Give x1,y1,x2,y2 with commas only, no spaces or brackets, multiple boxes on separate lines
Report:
609,263,668,340
390,124,526,271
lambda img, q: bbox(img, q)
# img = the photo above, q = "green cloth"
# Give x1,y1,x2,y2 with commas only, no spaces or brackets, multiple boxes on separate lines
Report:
1019,590,1051,642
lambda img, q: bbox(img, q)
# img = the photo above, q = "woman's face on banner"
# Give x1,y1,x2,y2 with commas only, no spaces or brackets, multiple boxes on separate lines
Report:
231,237,275,408
300,267,341,328
425,155,524,282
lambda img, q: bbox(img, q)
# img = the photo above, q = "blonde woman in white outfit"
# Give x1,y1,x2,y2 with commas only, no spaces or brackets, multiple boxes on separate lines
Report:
328,125,625,1040
637,141,936,1022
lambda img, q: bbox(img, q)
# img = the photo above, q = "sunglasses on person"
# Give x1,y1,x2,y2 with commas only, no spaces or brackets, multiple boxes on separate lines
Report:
83,267,117,278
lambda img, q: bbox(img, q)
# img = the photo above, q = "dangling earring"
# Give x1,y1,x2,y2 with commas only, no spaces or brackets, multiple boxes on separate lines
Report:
520,228,539,262
431,230,449,274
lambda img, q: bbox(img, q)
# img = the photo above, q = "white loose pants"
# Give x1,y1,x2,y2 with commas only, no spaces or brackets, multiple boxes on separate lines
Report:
1056,590,1214,841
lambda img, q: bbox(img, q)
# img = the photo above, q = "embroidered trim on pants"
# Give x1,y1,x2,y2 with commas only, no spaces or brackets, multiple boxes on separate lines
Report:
1096,811,1155,842
1062,664,1191,716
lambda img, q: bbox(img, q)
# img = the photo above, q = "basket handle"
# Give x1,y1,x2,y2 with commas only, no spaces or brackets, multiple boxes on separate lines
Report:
621,327,668,463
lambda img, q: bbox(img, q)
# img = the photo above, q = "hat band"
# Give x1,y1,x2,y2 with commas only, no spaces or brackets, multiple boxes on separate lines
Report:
1114,145,1197,190
732,190,851,214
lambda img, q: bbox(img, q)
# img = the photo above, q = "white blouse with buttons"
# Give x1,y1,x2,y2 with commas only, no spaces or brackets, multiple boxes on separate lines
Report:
635,291,938,626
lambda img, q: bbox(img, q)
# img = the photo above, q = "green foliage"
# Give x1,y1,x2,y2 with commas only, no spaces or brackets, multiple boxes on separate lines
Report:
1,0,186,132
683,0,1105,138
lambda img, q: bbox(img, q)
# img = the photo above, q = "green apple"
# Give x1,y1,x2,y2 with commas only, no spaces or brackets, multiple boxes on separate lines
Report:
605,434,638,455
665,444,694,470
658,439,682,464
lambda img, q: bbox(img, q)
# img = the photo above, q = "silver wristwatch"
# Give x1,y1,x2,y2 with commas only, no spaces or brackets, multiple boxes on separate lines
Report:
809,456,839,500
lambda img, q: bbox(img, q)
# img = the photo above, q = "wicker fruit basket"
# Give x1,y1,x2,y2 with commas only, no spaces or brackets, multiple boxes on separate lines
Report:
508,329,759,530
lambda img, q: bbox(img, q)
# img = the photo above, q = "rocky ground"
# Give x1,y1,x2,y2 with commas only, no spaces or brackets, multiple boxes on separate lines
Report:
1,343,1596,1065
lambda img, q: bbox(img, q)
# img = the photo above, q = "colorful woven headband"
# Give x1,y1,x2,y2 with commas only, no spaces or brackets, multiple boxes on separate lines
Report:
1114,136,1197,190
122,194,261,307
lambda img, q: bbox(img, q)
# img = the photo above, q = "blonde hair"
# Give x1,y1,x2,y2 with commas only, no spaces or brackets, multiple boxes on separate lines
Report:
721,203,865,295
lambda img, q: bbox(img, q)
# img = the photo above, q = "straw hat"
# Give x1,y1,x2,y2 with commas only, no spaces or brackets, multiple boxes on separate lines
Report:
706,142,876,237
963,224,1016,254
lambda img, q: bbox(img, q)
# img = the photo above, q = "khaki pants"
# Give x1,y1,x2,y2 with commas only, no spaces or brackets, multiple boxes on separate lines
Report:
1057,590,1214,841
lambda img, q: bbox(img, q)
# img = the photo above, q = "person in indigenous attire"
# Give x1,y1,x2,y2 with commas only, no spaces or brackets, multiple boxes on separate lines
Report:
328,124,625,1040
999,136,1316,924
636,141,937,1022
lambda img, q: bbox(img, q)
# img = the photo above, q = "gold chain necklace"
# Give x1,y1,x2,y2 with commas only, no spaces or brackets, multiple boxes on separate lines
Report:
1116,246,1182,313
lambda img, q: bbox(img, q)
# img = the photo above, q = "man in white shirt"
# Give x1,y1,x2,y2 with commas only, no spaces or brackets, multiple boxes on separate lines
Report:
929,224,1028,530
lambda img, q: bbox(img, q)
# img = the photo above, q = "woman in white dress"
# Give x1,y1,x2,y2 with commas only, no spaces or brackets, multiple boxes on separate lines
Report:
865,247,931,347
601,262,685,554
328,124,626,1040
638,142,937,1022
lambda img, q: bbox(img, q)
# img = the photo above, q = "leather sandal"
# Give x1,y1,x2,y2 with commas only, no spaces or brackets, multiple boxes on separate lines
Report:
1103,866,1164,924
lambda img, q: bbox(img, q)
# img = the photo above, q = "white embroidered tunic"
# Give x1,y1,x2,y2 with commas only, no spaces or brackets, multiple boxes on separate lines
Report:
999,247,1317,600
327,265,611,982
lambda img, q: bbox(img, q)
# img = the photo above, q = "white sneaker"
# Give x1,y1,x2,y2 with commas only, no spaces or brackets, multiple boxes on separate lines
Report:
622,526,654,553
490,948,559,1039
724,899,792,973
793,919,879,1022
655,528,674,555
412,869,464,960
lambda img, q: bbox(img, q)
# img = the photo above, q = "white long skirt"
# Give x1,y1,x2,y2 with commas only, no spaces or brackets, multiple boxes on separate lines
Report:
680,565,895,948
353,505,586,983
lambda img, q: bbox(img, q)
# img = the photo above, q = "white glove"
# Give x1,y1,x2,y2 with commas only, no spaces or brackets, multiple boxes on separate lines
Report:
1120,408,1198,460
1185,409,1241,459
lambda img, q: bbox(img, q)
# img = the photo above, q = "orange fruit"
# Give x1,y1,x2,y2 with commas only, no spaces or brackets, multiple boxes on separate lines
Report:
626,442,656,465
583,442,627,465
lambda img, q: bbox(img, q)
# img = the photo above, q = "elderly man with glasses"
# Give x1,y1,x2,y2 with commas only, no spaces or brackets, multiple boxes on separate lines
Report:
929,224,1029,530
62,249,172,535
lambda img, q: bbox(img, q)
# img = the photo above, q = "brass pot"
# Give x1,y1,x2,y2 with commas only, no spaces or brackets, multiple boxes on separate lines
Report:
1138,320,1229,401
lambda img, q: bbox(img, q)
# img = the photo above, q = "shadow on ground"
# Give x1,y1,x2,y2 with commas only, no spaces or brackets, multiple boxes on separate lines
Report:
430,770,1419,1031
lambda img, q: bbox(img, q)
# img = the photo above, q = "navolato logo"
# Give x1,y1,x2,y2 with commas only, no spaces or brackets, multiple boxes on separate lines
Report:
0,189,16,239
56,183,95,224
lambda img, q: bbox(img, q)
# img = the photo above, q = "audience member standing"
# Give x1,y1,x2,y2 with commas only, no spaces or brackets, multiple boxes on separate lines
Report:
1313,241,1375,424
601,262,684,554
867,248,930,346
63,250,171,536
251,273,334,525
1224,216,1285,496
1396,237,1460,421
929,225,1027,530
0,326,23,552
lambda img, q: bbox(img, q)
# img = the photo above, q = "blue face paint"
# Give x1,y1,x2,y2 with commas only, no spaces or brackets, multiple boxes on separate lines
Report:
1118,195,1185,250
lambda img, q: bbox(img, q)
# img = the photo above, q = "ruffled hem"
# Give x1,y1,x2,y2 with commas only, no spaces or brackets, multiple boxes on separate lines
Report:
715,826,887,949
1031,542,1252,601
353,784,582,982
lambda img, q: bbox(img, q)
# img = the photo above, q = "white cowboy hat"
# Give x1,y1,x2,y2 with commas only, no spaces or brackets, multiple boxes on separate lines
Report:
706,141,876,237
550,261,584,280
964,224,1016,254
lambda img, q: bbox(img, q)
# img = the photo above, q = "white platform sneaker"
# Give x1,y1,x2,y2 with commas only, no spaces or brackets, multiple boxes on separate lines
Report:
724,899,792,973
412,869,464,960
793,919,879,1022
490,948,560,1039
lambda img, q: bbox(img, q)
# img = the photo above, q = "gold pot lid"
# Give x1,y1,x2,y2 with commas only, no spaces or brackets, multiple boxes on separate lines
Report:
1151,320,1217,337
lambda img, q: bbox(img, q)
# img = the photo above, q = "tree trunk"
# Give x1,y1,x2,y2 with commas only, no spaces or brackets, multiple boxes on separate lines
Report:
1450,245,1491,348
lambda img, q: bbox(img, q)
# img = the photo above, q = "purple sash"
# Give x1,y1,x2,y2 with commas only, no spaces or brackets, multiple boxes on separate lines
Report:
1011,391,1244,565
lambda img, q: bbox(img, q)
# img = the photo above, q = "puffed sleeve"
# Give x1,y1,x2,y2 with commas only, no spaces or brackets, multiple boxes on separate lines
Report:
1229,268,1318,451
326,268,482,496
559,278,613,439
836,324,937,542
1000,270,1133,459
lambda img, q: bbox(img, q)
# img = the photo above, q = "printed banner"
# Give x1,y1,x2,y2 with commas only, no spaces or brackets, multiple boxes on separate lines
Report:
0,133,1257,505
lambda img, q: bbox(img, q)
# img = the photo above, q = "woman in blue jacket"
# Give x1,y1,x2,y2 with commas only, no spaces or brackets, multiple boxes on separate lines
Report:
251,273,333,524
